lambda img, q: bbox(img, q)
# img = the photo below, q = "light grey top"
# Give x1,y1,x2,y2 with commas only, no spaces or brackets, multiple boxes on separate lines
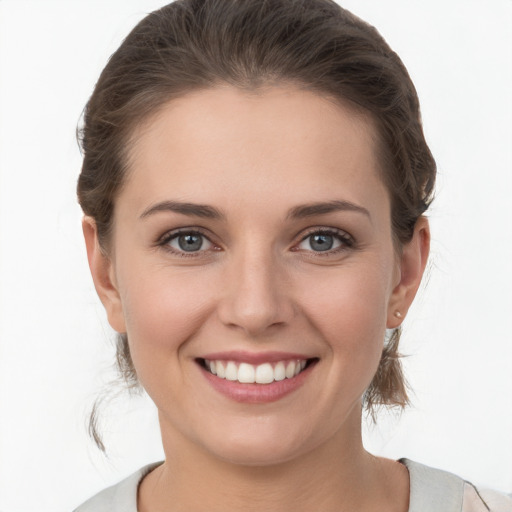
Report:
73,459,512,512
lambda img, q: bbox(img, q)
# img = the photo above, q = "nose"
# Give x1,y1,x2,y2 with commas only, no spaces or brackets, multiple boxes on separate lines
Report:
217,246,295,337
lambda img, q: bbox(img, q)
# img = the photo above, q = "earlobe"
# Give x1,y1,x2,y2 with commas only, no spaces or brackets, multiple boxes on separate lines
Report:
387,217,430,329
82,217,126,333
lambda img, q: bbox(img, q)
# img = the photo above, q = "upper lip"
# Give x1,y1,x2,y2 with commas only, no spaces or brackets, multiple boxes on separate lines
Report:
199,350,314,365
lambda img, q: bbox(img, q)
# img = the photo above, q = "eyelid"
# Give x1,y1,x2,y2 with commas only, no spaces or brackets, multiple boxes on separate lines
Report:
155,226,354,257
293,226,355,253
299,226,353,242
157,227,220,256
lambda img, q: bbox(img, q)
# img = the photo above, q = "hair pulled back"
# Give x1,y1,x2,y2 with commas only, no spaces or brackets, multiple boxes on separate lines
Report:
78,0,436,433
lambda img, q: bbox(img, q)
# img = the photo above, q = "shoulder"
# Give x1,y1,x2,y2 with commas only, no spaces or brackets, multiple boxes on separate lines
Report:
401,459,512,512
73,462,163,512
474,487,512,512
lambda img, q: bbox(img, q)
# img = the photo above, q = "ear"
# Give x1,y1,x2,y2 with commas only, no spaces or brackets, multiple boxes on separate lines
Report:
82,217,126,333
387,216,430,328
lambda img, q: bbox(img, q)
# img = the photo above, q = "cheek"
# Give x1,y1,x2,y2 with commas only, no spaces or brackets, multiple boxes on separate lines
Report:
298,262,390,370
116,263,215,374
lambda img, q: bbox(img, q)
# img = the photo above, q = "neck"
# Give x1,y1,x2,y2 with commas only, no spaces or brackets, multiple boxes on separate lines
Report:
138,409,409,512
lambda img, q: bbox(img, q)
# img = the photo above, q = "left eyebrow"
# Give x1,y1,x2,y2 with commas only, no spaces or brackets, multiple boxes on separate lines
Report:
286,200,371,220
139,200,225,220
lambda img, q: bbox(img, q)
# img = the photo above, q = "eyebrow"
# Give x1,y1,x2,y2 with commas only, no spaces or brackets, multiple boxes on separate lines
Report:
139,199,370,222
139,200,225,220
287,200,371,220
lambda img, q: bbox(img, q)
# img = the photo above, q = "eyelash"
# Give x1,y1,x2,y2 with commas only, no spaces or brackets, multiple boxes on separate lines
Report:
294,228,355,256
157,227,355,257
157,228,218,258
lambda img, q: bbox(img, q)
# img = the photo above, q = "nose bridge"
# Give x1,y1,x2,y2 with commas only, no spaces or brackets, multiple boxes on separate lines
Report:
218,237,292,335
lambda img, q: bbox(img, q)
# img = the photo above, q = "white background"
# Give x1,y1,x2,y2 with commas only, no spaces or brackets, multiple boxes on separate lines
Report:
0,1,511,511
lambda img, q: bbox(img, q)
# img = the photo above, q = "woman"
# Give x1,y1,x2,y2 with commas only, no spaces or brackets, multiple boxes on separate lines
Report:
73,0,511,510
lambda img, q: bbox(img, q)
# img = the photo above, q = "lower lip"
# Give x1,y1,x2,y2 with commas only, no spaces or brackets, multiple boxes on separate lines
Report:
199,361,316,404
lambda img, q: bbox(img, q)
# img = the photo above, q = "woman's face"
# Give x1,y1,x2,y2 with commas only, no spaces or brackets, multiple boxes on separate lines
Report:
91,86,415,465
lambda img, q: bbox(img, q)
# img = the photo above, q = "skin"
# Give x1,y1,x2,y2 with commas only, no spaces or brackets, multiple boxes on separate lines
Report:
84,85,429,511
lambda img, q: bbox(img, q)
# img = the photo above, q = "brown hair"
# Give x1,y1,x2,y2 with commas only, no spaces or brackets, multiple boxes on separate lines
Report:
78,0,435,445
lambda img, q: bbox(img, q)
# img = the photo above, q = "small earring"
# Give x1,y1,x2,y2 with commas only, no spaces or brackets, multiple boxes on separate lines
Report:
394,310,403,319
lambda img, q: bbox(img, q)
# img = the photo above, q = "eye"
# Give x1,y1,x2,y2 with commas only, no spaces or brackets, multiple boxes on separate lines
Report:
296,229,353,253
161,230,214,254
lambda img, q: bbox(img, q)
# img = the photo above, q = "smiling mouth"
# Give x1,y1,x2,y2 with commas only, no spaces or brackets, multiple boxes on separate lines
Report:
198,358,318,385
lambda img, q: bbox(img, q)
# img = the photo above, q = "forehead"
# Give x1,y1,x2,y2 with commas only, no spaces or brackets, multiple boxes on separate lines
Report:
122,85,388,219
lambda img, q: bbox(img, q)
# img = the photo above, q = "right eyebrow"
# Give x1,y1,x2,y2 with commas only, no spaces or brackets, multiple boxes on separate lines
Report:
286,200,371,221
139,200,225,220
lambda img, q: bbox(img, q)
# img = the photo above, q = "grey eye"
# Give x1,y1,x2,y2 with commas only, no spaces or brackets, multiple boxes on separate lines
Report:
297,231,348,253
168,233,212,252
179,234,203,251
309,234,334,251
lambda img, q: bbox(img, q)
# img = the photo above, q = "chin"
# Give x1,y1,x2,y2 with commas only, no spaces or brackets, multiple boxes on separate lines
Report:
198,418,319,467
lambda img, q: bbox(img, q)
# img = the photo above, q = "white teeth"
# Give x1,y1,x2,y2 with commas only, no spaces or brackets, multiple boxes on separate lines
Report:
285,361,296,379
255,363,274,384
274,361,286,381
204,358,310,384
216,361,226,378
238,362,255,383
225,361,238,381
